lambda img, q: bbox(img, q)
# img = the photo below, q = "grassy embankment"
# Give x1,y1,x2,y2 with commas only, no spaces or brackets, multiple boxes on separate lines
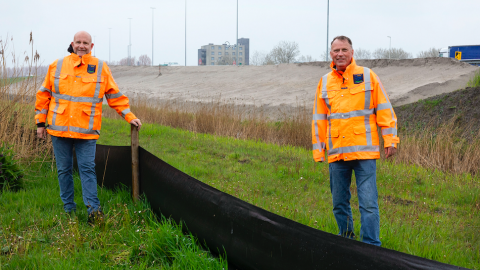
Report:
95,116,479,269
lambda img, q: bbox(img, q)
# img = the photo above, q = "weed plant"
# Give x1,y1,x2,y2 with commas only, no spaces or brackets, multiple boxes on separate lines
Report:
0,144,24,191
467,68,480,88
0,161,227,269
98,118,479,269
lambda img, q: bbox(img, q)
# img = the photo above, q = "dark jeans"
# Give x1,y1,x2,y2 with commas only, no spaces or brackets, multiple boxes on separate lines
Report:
329,159,381,246
51,136,100,214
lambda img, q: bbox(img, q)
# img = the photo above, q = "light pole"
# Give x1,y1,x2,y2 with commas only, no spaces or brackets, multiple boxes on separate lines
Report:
387,36,391,59
128,18,132,66
236,0,238,65
185,0,187,66
108,28,112,63
326,0,329,61
151,7,155,66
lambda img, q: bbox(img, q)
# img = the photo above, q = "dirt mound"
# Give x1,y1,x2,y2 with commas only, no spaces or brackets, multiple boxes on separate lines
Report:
395,86,480,133
110,58,478,113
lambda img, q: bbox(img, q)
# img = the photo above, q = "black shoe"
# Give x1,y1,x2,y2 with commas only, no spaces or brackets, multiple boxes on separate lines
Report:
87,210,105,226
338,231,356,239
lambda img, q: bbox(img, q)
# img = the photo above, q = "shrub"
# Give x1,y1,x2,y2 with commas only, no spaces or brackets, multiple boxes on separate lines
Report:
0,144,24,191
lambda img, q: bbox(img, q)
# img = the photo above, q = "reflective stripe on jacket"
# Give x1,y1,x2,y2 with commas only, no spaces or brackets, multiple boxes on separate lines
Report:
312,58,399,163
35,52,136,139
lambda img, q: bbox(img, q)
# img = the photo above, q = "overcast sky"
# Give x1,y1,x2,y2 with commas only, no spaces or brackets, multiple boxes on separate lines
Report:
2,0,479,66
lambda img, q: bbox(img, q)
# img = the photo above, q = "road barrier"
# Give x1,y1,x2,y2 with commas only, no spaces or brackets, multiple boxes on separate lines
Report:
93,128,468,270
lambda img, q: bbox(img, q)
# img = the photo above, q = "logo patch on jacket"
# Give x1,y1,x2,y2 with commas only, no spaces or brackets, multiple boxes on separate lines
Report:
353,74,364,84
87,64,96,74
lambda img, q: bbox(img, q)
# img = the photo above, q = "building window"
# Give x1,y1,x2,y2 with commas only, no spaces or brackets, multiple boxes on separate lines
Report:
211,46,215,50
240,57,243,61
211,57,215,61
211,51,214,55
211,62,214,65
232,52,236,55
225,52,229,55
239,52,243,56
218,52,222,55
240,47,243,50
218,46,222,50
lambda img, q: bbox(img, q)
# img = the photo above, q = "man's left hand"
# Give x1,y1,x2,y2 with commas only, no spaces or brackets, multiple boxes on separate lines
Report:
384,146,396,158
130,119,142,131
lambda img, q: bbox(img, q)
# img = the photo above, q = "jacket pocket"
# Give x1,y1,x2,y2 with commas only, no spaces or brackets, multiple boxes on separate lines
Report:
50,102,68,114
350,83,373,95
354,124,377,134
328,128,339,138
82,76,104,83
82,108,102,117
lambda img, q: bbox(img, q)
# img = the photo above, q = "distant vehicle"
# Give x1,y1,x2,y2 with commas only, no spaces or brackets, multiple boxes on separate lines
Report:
439,45,480,66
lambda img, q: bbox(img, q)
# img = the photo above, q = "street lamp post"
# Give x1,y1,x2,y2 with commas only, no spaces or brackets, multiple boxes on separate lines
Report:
128,18,132,66
387,36,391,59
235,0,238,65
326,0,329,61
185,0,187,66
108,28,111,63
151,7,155,66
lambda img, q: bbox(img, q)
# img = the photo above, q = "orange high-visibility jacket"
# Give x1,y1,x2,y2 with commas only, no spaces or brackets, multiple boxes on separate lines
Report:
35,53,137,140
312,58,399,163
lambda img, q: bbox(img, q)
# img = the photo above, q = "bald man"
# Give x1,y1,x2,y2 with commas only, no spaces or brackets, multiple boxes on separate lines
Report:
35,31,142,224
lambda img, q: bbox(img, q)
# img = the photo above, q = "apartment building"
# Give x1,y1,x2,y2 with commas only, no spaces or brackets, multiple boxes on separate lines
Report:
198,38,250,66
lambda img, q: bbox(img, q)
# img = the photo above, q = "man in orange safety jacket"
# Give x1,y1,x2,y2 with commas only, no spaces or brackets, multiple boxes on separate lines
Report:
312,36,399,246
35,31,142,223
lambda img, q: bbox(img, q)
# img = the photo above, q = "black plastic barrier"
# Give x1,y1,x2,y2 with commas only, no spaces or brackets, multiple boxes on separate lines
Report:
95,144,468,270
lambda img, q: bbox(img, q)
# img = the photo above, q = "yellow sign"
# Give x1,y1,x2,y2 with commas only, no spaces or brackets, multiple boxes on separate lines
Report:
455,51,462,60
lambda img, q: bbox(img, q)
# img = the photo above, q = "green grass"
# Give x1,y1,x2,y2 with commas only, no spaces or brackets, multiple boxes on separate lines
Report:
467,68,480,88
0,159,227,269
0,76,30,87
96,117,479,269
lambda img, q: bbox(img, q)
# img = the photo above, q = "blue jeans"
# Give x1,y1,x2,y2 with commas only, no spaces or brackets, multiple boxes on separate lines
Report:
51,136,100,215
329,159,381,246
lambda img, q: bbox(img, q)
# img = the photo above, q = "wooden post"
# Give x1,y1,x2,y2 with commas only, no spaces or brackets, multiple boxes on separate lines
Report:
131,124,140,202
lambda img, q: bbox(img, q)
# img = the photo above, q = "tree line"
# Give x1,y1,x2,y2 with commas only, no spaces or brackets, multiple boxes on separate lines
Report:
249,41,442,65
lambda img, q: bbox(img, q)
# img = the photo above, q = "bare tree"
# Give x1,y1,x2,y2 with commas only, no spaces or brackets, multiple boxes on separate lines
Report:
118,56,137,66
270,41,300,64
417,47,441,58
251,51,267,66
296,55,316,63
138,54,152,66
354,48,372,60
373,48,412,59
216,55,235,65
319,51,330,62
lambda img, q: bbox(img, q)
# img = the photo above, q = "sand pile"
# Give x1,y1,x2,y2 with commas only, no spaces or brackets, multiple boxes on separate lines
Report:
110,57,478,110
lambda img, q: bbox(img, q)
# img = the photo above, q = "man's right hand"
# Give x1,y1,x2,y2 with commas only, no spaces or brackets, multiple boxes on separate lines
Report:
37,127,47,140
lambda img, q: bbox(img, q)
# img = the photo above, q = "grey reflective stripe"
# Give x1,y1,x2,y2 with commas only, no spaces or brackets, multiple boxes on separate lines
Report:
48,124,68,132
312,142,326,151
363,67,372,146
329,109,374,119
320,157,325,161
121,108,131,118
88,61,104,131
70,126,100,135
51,92,103,103
105,92,123,100
313,113,327,121
382,127,397,136
321,74,333,150
328,145,379,155
52,58,64,127
377,102,392,111
376,75,397,147
39,86,51,93
35,109,48,115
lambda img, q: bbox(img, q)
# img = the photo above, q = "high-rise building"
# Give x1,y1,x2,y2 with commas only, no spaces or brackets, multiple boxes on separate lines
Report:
198,38,249,66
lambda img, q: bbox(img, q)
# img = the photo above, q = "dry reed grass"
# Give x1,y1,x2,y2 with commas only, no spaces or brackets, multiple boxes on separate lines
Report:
0,33,52,163
104,95,480,176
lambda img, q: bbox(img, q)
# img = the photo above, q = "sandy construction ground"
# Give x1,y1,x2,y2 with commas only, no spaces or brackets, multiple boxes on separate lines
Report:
111,57,478,111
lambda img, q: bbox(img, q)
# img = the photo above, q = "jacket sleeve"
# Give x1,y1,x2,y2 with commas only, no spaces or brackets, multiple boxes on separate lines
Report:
102,62,138,124
312,77,328,162
371,71,399,148
34,62,55,125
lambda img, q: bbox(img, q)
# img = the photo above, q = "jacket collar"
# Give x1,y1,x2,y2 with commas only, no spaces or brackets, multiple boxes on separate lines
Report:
70,52,92,66
330,58,357,77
